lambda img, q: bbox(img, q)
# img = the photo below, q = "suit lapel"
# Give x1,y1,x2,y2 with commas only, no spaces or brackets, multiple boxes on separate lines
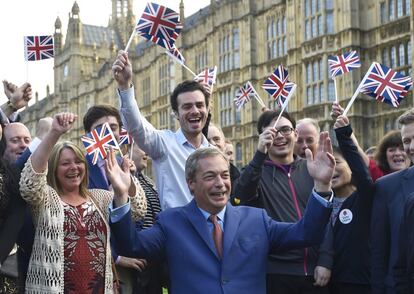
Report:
183,200,219,259
222,203,240,259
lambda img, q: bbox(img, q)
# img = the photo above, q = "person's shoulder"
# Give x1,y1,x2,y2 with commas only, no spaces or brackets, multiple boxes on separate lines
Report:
89,189,112,201
231,204,265,217
376,166,414,185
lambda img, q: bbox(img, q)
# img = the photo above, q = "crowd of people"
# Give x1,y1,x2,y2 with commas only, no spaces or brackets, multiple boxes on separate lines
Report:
0,49,413,294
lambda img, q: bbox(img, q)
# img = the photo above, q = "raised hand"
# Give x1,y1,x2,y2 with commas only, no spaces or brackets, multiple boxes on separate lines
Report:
197,81,212,96
112,50,132,90
52,113,77,136
334,115,349,129
3,80,32,110
105,149,131,206
30,113,77,173
257,127,276,154
330,102,344,120
36,117,53,139
305,132,335,192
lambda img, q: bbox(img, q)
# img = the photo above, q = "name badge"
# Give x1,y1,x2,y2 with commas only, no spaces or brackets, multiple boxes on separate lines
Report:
339,209,353,224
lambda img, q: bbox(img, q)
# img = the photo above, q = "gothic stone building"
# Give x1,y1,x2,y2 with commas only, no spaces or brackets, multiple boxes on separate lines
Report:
22,0,413,168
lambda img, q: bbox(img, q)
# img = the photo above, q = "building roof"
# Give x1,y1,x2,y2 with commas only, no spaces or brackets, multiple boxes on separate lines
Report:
82,24,122,48
183,5,210,31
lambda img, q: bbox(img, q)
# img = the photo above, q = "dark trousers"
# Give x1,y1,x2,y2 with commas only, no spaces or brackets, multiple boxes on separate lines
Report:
329,282,370,294
267,274,330,294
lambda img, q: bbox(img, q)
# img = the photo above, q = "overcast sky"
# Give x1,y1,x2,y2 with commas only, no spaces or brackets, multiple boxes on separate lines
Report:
0,0,209,104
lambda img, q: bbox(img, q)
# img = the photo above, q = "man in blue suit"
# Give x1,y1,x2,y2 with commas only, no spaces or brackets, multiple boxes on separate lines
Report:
371,108,414,294
110,132,335,294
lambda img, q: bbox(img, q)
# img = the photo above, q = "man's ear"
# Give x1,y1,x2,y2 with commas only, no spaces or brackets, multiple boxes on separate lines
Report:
187,179,195,194
173,111,179,120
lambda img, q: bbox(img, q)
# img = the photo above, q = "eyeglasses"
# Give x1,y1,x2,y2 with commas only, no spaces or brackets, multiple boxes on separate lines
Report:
275,126,294,136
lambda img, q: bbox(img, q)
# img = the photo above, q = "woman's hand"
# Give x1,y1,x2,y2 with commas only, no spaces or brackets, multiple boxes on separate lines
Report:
51,112,77,136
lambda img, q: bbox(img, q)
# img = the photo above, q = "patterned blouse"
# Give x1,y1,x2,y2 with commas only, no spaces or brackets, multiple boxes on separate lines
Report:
63,201,107,294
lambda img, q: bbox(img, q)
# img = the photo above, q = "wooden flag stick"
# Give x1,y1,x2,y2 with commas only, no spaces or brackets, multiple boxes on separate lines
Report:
254,95,266,108
165,51,197,77
342,63,374,116
124,29,136,52
129,143,134,160
182,63,196,77
273,84,297,129
333,77,338,103
250,85,266,108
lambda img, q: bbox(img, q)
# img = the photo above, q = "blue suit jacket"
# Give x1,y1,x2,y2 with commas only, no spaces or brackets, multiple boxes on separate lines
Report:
86,154,110,190
371,166,414,293
111,195,331,294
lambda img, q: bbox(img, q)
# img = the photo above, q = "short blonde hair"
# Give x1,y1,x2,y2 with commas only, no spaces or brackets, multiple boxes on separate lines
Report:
47,141,90,198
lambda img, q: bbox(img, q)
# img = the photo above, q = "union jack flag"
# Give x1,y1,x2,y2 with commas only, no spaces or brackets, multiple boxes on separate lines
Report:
141,33,175,50
276,81,296,107
81,122,120,165
262,65,295,106
194,66,217,86
360,62,412,107
328,50,361,78
24,35,54,61
166,46,185,64
234,82,256,109
136,3,181,44
119,127,134,145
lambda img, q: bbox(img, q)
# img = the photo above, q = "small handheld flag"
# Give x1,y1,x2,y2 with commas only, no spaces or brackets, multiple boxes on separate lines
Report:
328,50,361,78
165,46,185,65
359,62,412,107
194,67,218,86
24,36,54,61
119,127,134,145
234,81,265,109
343,62,413,115
262,65,295,106
136,2,181,43
81,122,120,165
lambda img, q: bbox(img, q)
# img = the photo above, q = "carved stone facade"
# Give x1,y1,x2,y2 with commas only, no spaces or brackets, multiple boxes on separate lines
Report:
22,0,413,167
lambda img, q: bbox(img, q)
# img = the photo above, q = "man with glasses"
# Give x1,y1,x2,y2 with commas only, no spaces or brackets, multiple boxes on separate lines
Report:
233,110,331,294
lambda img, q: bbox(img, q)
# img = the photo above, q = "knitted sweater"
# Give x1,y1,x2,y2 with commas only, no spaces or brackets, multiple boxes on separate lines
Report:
19,158,147,294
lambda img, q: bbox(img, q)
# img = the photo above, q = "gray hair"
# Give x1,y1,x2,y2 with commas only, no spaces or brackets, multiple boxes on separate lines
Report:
398,108,414,127
185,147,229,182
296,118,320,133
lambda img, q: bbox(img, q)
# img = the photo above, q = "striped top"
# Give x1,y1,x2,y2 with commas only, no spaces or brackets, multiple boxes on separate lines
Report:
136,172,162,229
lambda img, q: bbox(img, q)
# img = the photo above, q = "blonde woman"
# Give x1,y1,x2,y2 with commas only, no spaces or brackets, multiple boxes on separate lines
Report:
20,113,146,293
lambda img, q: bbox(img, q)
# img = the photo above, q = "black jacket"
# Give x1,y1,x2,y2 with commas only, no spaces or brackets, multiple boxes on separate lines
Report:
232,151,331,275
330,125,374,285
